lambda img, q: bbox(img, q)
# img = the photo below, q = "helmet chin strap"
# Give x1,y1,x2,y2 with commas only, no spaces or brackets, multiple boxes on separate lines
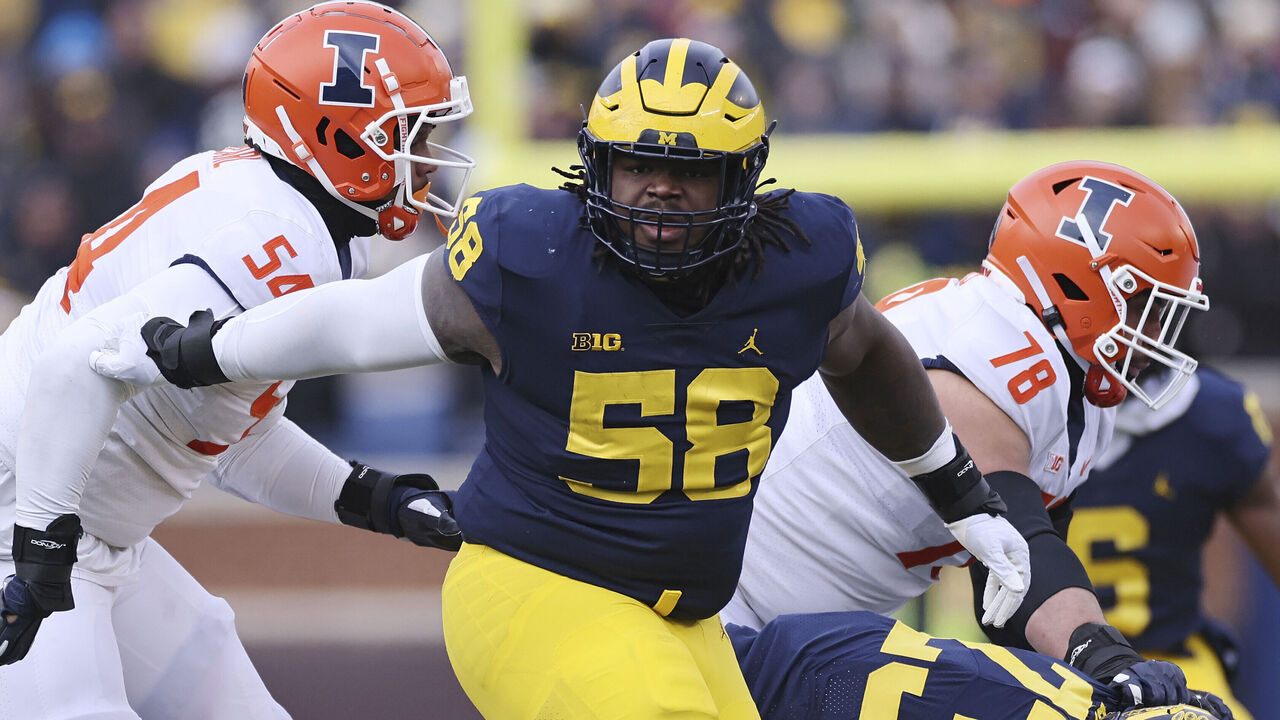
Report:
1072,212,1131,406
369,59,419,240
1013,256,1079,361
1084,365,1127,407
262,107,418,240
375,176,420,240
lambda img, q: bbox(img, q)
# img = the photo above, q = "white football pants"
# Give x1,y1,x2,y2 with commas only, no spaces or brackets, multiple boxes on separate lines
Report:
0,538,289,719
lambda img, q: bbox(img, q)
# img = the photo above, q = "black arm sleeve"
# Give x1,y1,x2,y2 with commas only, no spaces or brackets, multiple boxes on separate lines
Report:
967,470,1094,649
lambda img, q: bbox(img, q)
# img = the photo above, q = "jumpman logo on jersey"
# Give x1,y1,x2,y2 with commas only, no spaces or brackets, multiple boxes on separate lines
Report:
738,328,762,356
1153,472,1177,501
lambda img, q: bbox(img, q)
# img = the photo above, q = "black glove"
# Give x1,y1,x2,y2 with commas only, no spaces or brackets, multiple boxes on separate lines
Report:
1,514,82,666
1067,622,1191,709
141,309,230,389
335,463,463,551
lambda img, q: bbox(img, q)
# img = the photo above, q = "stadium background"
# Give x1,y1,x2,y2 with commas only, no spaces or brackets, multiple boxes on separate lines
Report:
1,0,1278,716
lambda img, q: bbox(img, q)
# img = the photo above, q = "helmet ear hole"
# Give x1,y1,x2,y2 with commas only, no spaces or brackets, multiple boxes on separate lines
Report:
333,130,365,160
315,118,330,146
1053,273,1089,301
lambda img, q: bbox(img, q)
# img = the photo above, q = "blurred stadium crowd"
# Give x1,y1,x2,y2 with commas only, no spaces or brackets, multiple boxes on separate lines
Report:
1,0,1278,436
0,2,1277,714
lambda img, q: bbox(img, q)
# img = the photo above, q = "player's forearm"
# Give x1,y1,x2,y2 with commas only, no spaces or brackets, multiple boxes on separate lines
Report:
209,418,350,524
821,305,946,461
1228,458,1280,589
212,253,448,382
16,315,138,527
1024,587,1106,658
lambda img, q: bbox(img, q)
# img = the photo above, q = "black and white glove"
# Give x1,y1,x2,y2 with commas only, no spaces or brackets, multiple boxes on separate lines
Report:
139,309,229,389
909,436,1029,628
1,514,82,666
89,309,230,389
1065,622,1229,716
335,463,463,551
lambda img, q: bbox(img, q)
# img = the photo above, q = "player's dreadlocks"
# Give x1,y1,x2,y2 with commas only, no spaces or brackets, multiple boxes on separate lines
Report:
552,165,812,288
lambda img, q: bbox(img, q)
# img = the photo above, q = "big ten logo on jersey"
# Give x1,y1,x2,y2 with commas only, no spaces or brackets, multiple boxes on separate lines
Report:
241,236,316,298
446,196,484,281
1046,452,1066,473
572,332,623,351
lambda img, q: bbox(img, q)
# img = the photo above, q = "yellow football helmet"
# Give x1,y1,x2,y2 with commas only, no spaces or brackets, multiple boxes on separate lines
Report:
1102,704,1220,720
577,38,770,277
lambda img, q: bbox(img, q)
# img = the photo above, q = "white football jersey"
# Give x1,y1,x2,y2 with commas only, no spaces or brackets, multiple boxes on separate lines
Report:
0,147,370,582
726,273,1114,629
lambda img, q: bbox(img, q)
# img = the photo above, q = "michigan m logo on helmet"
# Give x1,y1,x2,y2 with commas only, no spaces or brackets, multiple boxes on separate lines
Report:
577,37,771,278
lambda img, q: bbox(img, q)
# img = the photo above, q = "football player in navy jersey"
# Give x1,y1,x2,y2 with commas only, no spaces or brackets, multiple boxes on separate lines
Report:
90,38,1035,718
728,610,1226,720
1070,366,1280,720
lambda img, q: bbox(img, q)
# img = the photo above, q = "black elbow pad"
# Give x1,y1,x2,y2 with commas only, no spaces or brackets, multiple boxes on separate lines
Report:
967,470,1093,649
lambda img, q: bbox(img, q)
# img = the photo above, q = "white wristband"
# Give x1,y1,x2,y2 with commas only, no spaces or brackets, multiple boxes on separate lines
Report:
891,422,957,477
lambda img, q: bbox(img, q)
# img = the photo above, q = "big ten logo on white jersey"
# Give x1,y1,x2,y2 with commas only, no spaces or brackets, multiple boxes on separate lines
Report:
877,273,1113,502
57,147,350,317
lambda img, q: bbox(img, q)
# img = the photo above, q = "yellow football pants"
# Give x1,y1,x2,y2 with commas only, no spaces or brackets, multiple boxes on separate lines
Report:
1146,633,1253,720
442,542,760,720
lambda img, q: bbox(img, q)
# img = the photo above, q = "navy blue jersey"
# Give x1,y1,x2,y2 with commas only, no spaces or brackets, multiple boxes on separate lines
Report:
450,185,864,620
1070,367,1272,652
730,611,1119,719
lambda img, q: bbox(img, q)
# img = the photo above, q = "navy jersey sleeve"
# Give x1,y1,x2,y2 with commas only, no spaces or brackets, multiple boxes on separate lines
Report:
781,191,865,312
439,189,504,331
442,185,591,379
1189,367,1273,506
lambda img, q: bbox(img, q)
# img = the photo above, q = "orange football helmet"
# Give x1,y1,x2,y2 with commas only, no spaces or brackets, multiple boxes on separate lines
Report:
983,161,1209,409
243,1,474,239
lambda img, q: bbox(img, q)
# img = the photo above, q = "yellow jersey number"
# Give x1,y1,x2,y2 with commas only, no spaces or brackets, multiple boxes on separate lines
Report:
1066,506,1151,637
562,368,778,504
446,196,484,281
863,621,1097,720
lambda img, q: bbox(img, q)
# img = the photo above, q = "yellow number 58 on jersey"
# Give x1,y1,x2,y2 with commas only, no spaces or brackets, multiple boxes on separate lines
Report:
562,368,779,504
446,196,484,281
